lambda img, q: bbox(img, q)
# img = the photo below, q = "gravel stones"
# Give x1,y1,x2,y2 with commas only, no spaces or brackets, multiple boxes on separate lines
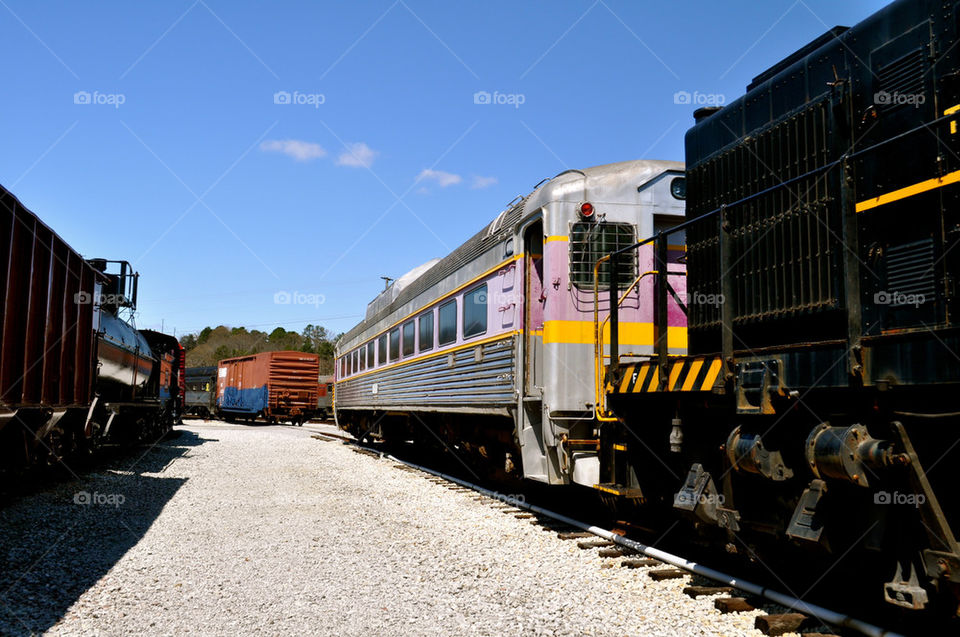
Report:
1,421,785,636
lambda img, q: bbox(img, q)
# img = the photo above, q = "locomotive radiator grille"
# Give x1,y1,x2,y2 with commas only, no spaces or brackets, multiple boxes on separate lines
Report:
687,98,842,336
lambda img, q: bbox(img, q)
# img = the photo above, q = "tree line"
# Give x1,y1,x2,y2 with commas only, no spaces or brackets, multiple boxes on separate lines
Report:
180,324,339,373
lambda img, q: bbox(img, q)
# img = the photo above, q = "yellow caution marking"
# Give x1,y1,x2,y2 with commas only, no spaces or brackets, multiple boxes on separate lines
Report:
682,358,705,392
646,366,660,392
703,358,723,390
668,361,684,391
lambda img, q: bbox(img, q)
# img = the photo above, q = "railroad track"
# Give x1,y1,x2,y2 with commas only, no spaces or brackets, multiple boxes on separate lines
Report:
311,429,904,637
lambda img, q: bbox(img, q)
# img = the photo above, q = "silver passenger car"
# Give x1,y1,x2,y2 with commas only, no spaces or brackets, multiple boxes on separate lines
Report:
336,160,686,486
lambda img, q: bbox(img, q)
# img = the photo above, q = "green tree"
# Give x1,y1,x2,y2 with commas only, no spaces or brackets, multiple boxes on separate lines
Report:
180,333,198,350
302,324,329,351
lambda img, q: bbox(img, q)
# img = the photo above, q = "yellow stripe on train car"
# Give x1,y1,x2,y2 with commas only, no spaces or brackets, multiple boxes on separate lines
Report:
855,169,960,213
543,320,688,349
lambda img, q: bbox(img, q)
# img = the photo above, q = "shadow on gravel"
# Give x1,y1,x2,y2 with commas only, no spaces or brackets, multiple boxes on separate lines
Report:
0,428,209,636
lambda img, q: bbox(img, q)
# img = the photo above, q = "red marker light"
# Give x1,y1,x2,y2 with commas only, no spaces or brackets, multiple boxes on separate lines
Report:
579,202,595,218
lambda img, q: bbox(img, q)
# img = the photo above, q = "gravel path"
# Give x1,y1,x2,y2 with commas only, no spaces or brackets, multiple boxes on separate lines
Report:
0,420,798,636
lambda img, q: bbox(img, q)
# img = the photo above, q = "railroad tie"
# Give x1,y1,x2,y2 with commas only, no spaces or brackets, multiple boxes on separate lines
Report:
620,558,660,568
577,539,614,550
557,531,594,540
754,613,814,636
648,568,687,581
714,597,755,613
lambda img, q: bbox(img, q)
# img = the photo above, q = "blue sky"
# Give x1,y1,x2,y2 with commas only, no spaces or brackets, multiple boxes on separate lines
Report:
0,0,888,338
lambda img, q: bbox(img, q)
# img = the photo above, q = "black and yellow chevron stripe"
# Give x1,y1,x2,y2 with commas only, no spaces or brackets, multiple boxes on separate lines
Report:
616,357,723,393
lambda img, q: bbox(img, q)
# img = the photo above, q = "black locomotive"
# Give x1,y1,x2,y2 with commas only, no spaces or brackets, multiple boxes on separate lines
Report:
600,0,960,616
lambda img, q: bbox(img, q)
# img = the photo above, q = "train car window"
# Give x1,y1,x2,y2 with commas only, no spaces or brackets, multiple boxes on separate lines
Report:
377,334,387,366
438,299,457,345
347,354,352,376
389,328,400,361
418,312,434,352
402,321,415,357
366,343,373,369
463,284,487,339
569,222,636,290
358,346,366,372
353,350,359,373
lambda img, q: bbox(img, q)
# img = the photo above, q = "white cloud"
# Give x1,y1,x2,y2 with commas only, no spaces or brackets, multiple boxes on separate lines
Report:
336,142,378,168
259,139,326,161
416,168,462,187
471,175,497,189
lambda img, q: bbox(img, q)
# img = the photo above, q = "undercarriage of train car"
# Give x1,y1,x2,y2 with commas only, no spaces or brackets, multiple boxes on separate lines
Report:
339,409,525,483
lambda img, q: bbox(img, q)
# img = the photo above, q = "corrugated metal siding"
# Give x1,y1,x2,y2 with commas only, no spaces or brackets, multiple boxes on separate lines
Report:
267,353,319,410
0,184,98,409
337,336,516,410
217,351,319,412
